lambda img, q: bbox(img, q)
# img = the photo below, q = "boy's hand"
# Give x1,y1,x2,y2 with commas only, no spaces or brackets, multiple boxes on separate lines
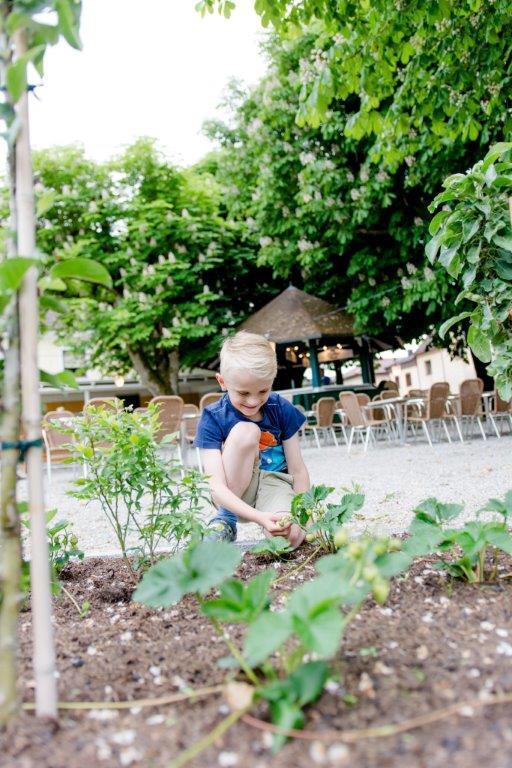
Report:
261,512,292,536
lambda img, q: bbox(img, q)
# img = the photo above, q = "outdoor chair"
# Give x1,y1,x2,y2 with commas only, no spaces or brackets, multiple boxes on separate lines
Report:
406,382,463,446
356,393,370,407
338,392,394,452
199,392,223,411
488,391,512,438
148,395,184,462
458,378,486,440
303,397,340,448
370,390,400,437
181,403,203,471
42,409,80,485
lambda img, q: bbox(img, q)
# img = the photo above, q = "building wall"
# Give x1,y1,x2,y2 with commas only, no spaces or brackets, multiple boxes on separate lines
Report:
391,348,476,395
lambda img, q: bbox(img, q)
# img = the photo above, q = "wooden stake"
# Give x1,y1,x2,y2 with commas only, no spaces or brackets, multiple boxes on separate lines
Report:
14,28,58,719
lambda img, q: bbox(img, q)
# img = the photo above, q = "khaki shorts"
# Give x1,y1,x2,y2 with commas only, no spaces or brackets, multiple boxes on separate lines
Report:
239,459,295,522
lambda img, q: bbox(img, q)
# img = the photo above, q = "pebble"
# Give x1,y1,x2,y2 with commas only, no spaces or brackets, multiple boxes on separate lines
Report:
119,747,143,766
111,730,136,746
496,642,512,657
327,744,350,764
88,709,118,721
480,621,495,631
416,645,429,661
496,628,509,638
146,714,166,725
218,752,239,767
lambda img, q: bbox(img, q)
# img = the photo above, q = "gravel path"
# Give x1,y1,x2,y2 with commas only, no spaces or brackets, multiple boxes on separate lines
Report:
20,435,512,556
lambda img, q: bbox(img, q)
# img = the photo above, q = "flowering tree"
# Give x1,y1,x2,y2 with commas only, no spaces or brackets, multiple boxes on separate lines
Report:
33,139,277,393
204,33,501,343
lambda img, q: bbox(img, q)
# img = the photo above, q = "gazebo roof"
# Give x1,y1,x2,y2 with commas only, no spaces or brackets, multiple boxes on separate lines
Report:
239,285,354,344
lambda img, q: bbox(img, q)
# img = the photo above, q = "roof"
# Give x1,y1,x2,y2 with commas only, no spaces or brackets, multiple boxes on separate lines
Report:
239,285,355,343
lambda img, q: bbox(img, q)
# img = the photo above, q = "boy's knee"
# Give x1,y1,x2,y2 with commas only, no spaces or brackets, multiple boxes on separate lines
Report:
227,421,260,450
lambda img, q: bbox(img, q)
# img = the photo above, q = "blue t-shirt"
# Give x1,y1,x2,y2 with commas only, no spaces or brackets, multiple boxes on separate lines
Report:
193,393,306,473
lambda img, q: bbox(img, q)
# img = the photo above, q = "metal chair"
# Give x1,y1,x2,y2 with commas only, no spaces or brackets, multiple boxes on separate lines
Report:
488,391,512,438
148,395,184,451
458,378,486,440
406,382,463,446
42,409,78,485
181,403,203,471
303,397,339,448
339,392,393,452
199,392,223,411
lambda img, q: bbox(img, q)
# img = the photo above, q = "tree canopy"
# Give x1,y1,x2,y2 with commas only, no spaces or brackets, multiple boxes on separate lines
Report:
204,28,508,345
33,140,276,394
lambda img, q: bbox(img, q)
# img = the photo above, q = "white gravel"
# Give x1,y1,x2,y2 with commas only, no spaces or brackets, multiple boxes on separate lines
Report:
19,435,512,556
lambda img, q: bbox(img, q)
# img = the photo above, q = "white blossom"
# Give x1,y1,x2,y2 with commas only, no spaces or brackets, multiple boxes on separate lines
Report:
259,236,273,248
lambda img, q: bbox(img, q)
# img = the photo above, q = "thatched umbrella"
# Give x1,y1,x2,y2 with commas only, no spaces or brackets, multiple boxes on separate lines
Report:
239,285,389,387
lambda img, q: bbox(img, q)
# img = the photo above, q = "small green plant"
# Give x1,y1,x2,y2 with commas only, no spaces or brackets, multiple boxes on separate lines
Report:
250,536,293,558
289,484,365,553
19,505,84,595
134,531,408,753
64,403,209,573
405,492,512,582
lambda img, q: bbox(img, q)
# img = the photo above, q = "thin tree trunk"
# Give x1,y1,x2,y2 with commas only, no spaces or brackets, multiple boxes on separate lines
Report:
14,28,57,719
0,92,22,725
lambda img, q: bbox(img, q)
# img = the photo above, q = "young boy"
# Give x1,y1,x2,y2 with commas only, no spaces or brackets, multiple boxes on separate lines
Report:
194,331,310,547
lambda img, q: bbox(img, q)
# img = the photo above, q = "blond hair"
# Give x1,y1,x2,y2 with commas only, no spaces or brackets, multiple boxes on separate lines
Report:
220,332,277,381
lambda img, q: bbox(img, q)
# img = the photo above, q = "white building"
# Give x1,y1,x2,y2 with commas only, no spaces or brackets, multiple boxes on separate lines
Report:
343,338,477,395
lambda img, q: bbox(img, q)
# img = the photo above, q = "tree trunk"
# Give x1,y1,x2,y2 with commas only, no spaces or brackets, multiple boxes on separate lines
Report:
169,348,180,395
15,28,57,719
127,347,168,396
0,11,22,726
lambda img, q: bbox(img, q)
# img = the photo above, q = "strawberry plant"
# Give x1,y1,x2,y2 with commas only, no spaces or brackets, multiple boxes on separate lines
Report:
404,492,512,582
289,484,365,553
134,531,409,753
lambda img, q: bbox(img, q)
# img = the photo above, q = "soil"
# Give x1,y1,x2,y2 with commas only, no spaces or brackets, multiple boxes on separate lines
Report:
4,547,512,768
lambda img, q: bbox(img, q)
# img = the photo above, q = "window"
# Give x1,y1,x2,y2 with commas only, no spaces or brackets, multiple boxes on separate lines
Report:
405,373,412,387
425,360,432,376
394,376,400,386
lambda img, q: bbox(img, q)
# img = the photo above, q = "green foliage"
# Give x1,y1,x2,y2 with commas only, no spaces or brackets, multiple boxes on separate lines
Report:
427,144,512,398
19,504,83,594
204,30,500,347
65,402,209,571
133,540,242,607
405,492,512,582
290,483,364,552
258,660,329,751
134,531,407,750
30,140,277,392
201,570,274,623
250,536,292,558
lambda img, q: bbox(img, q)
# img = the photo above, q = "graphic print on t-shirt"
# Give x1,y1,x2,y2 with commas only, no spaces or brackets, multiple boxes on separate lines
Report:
258,430,286,472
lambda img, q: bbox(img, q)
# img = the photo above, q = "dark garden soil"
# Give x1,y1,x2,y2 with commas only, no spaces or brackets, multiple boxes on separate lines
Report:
4,547,512,768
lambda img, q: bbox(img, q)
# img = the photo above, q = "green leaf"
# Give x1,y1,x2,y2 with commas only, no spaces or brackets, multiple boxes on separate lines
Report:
201,570,274,623
481,143,512,171
6,59,27,102
462,218,480,243
134,541,241,608
495,253,512,281
36,189,57,217
40,369,78,389
50,258,112,288
375,551,412,578
0,257,38,291
467,324,492,363
428,210,450,236
250,536,292,556
268,699,303,752
493,234,512,252
55,0,82,49
425,234,441,263
244,611,292,667
291,606,344,657
438,311,471,339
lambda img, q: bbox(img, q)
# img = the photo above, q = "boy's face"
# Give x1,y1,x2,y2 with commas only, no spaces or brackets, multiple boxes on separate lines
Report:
216,369,273,418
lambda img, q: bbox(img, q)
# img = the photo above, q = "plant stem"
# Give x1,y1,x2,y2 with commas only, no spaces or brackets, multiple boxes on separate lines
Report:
168,705,251,768
23,683,224,710
273,545,322,585
207,613,260,686
59,584,85,617
241,691,512,743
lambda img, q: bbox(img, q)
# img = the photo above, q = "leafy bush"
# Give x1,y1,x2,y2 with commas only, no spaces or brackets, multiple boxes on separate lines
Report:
65,402,209,572
427,143,512,398
289,484,365,553
404,492,512,582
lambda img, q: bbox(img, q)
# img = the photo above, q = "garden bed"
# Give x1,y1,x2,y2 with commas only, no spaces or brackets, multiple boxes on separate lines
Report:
5,548,512,768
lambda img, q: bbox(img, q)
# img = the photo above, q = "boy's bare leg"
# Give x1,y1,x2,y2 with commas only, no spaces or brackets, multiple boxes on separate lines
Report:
221,421,260,498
